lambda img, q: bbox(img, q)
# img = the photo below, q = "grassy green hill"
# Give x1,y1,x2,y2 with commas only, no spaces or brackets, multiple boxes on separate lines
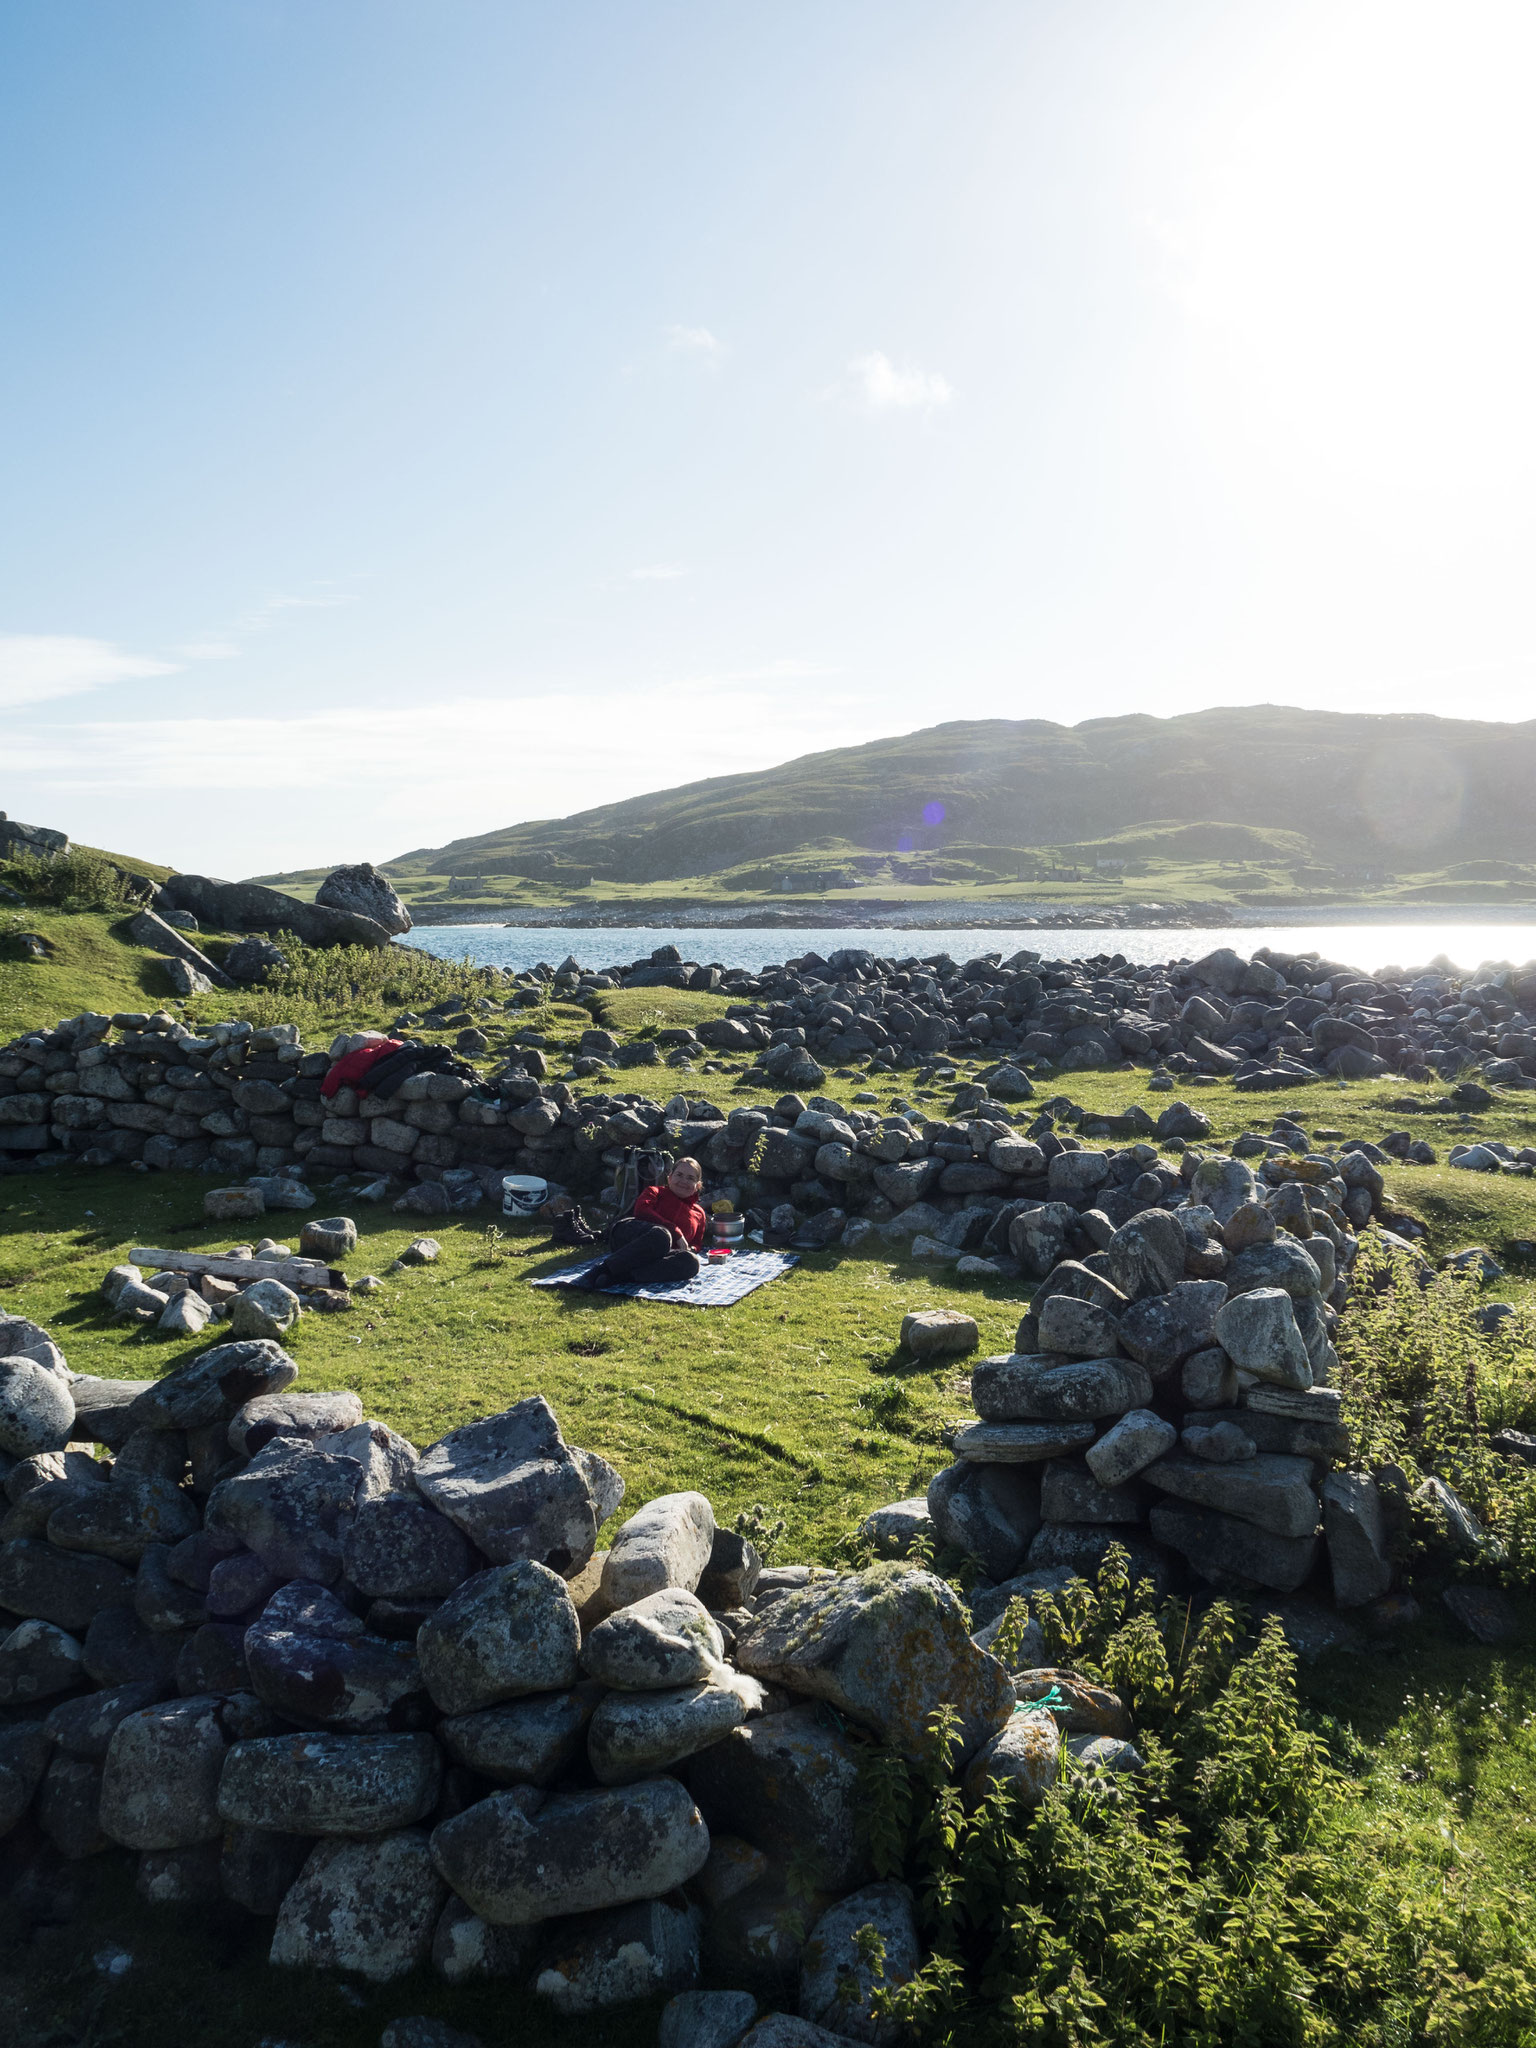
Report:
250,706,1536,915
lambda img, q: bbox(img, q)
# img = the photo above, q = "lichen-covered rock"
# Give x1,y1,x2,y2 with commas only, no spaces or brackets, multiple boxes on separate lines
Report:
244,1580,429,1731
414,1396,622,1574
229,1280,301,1342
1085,1409,1178,1489
438,1685,601,1785
688,1703,868,1893
970,1354,1152,1424
342,1496,476,1600
601,1492,716,1607
430,1777,710,1926
122,1338,297,1434
925,1463,1040,1582
534,1896,701,2014
0,1359,75,1459
1211,1290,1313,1389
45,1678,164,1757
0,1538,135,1630
960,1707,1061,1808
899,1310,979,1359
587,1675,759,1784
269,1828,446,1980
432,1892,539,1982
99,1695,229,1850
36,1749,109,1858
659,1990,760,2048
0,1617,84,1704
733,1565,1014,1762
581,1588,725,1690
798,1882,920,2046
1142,1451,1320,1539
218,1730,443,1834
1149,1501,1320,1593
227,1389,364,1458
418,1561,580,1716
205,1438,364,1583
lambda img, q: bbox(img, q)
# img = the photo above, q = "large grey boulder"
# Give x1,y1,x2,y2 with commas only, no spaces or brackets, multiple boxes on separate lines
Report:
961,1709,1062,1809
0,1314,68,1376
418,1561,580,1715
582,1588,725,1690
971,1354,1152,1423
734,1565,1013,1762
659,1990,761,2048
0,1359,75,1459
601,1492,716,1607
99,1696,229,1849
1039,1461,1146,1526
161,872,393,949
45,1678,164,1757
228,1280,301,1342
925,1463,1040,1581
206,1437,364,1583
1085,1410,1177,1489
1117,1281,1228,1378
430,1777,711,1925
1211,1290,1312,1390
46,1469,199,1565
588,1676,758,1784
1149,1502,1319,1592
269,1828,446,1980
228,1388,363,1458
244,1581,428,1731
1103,1210,1187,1300
1321,1471,1393,1606
1142,1452,1320,1538
219,1730,443,1834
0,1538,135,1630
1190,1156,1256,1224
1225,1240,1323,1301
316,862,412,935
0,1617,84,1704
414,1396,622,1575
688,1702,869,1892
951,1420,1098,1463
534,1896,701,2016
123,1339,297,1435
798,1883,920,2046
342,1496,475,1600
438,1686,601,1785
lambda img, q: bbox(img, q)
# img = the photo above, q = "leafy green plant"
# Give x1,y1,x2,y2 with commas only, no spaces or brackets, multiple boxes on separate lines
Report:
858,1546,1536,2047
0,847,140,912
1340,1237,1536,1587
734,1501,787,1564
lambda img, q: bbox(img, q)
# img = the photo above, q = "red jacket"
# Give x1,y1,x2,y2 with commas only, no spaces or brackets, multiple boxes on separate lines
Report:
322,1039,403,1099
632,1183,707,1247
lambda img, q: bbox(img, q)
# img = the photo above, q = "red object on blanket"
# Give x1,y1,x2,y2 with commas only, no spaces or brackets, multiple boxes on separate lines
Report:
321,1038,404,1098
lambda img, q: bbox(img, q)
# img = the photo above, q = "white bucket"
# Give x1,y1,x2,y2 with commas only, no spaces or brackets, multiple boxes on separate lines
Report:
501,1174,549,1218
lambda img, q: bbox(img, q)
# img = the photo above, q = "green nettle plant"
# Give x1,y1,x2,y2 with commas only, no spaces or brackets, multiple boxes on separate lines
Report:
1339,1238,1536,1588
852,1547,1536,2047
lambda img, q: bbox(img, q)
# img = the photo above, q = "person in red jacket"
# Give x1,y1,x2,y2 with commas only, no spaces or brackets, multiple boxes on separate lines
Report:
573,1157,707,1289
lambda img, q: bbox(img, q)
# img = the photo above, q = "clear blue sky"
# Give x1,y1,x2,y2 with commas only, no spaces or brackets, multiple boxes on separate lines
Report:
4,1,1534,875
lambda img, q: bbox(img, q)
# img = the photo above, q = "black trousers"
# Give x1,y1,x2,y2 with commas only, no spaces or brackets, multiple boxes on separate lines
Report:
604,1215,700,1285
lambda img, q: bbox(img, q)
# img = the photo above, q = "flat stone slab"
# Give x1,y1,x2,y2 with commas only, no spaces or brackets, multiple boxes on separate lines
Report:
951,1421,1098,1464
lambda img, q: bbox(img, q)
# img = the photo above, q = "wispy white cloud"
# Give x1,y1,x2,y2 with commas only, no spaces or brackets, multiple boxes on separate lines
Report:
5,679,869,820
0,634,176,711
629,564,689,582
847,351,953,411
664,324,724,363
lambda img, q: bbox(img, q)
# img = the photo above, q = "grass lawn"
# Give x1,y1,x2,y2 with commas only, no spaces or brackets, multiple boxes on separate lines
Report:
6,924,1536,2043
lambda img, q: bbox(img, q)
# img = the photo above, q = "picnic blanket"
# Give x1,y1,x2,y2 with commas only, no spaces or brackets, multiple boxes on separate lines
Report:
532,1249,798,1307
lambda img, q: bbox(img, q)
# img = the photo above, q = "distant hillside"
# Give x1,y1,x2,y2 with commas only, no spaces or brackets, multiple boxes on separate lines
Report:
374,707,1536,886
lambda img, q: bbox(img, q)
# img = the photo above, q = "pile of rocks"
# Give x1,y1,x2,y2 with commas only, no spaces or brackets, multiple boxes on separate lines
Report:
0,1329,1086,2037
869,1141,1407,1608
522,939,1536,1091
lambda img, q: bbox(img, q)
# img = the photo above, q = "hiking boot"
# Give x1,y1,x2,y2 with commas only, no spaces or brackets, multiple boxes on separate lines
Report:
550,1206,600,1249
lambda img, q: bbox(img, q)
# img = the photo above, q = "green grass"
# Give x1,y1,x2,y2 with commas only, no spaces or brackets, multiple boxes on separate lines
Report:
586,986,737,1036
0,910,178,1038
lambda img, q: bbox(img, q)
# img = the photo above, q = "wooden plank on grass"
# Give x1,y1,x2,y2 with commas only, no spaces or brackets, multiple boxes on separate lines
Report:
131,1247,346,1290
